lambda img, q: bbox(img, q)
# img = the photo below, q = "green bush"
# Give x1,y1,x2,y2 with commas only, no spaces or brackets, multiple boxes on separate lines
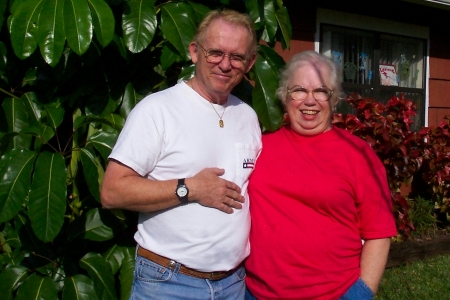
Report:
0,0,290,299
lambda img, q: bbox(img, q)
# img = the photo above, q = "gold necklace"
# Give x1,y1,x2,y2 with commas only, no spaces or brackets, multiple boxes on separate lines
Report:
209,101,227,128
187,79,227,128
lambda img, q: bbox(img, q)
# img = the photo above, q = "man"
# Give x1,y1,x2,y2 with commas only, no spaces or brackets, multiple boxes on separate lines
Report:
101,9,261,300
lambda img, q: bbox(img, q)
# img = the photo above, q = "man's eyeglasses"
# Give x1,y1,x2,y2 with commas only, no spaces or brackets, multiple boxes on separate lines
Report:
287,86,333,102
197,43,248,68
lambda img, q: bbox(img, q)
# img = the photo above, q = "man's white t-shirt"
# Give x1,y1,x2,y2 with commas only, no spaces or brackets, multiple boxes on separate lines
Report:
109,82,262,271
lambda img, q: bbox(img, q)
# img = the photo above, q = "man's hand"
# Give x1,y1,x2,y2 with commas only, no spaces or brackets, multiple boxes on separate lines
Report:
186,168,245,214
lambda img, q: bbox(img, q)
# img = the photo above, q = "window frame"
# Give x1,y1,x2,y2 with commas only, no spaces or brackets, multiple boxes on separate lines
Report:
315,8,430,126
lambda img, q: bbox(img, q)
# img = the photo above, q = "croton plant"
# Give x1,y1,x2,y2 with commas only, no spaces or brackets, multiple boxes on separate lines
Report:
333,93,450,240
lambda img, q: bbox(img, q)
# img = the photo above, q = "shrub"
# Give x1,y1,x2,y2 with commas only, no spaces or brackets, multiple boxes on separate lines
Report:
333,93,450,240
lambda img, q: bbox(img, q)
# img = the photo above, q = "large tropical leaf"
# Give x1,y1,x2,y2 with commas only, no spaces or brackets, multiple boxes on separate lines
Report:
119,82,145,119
103,113,125,133
63,274,99,300
251,45,285,132
21,92,55,147
87,0,115,47
38,0,65,66
0,265,28,300
80,147,102,202
103,245,126,275
261,0,278,43
160,2,197,61
68,208,115,241
28,151,67,242
275,5,291,49
245,0,264,32
15,274,58,300
86,131,118,161
64,0,93,55
9,0,44,59
80,252,118,300
2,97,32,149
122,0,157,53
187,1,210,23
119,247,135,300
0,149,37,223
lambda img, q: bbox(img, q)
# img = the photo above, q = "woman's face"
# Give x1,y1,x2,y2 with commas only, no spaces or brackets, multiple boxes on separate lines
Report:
285,62,333,136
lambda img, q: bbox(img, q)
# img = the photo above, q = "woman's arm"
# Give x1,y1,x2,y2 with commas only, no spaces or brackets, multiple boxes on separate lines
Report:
360,238,391,295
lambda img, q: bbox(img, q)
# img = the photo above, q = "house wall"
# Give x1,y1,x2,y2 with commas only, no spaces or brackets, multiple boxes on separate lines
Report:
280,0,450,127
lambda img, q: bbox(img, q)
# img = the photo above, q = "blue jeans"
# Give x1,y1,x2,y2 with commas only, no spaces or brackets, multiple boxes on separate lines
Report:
340,278,374,300
245,278,373,300
130,254,246,300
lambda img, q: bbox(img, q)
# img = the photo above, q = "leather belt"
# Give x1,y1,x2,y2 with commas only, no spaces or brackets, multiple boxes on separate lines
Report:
137,246,236,280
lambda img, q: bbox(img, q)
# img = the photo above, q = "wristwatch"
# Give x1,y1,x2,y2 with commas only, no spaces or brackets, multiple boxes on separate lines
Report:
175,178,189,203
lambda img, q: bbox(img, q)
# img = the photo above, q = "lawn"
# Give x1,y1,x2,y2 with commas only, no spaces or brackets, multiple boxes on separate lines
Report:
376,254,450,299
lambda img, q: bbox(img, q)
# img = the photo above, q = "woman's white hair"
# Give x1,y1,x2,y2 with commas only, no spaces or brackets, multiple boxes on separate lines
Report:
276,50,343,108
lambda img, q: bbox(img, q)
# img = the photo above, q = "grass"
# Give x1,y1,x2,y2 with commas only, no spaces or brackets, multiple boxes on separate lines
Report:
376,254,450,299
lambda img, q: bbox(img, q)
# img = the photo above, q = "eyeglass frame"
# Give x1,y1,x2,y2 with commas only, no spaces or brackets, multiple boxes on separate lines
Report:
197,43,251,68
287,86,334,102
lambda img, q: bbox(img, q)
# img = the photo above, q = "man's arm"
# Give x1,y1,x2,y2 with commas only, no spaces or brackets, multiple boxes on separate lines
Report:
100,160,245,213
360,238,391,295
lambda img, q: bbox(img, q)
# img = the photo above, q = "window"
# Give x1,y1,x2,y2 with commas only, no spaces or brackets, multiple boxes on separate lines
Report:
317,10,428,130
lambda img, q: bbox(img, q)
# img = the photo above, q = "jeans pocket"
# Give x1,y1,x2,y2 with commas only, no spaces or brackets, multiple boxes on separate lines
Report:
232,266,246,282
134,255,173,283
340,278,374,300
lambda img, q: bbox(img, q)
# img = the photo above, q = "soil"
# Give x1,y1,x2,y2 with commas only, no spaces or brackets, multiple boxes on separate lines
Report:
386,229,450,268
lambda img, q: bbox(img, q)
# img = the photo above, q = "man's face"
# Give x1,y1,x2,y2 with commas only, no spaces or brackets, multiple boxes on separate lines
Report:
189,19,256,103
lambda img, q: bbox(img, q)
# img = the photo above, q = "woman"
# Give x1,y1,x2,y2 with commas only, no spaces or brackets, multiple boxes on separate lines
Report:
245,51,397,300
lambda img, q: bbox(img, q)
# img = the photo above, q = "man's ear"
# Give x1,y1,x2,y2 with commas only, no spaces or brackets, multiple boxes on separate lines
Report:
189,42,199,64
245,52,257,73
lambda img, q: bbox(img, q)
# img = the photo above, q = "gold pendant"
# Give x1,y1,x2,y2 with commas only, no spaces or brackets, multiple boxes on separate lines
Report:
219,120,224,128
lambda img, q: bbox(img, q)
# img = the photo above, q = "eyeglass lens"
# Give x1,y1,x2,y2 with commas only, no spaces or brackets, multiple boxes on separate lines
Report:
289,87,332,102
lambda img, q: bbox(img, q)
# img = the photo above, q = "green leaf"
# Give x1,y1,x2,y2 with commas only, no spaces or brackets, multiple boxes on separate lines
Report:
0,265,29,300
251,45,285,132
80,252,118,300
74,115,123,132
80,147,102,202
246,0,264,32
45,104,65,129
262,0,277,43
119,82,145,119
9,0,44,59
103,245,126,275
22,92,44,124
177,63,195,83
87,131,118,161
87,0,115,47
64,0,93,55
38,0,65,66
103,113,125,133
2,97,32,149
187,1,209,23
15,274,58,300
68,208,115,241
160,43,182,70
0,42,7,73
15,213,47,253
160,2,197,61
0,149,37,223
28,151,67,242
67,109,82,185
122,0,157,53
63,274,99,300
275,5,291,49
119,247,135,300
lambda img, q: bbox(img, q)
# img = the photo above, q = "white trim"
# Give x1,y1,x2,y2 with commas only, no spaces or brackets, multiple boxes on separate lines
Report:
315,8,430,126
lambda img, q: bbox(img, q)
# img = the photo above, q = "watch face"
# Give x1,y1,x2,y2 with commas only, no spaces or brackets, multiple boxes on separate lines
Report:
177,186,188,197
